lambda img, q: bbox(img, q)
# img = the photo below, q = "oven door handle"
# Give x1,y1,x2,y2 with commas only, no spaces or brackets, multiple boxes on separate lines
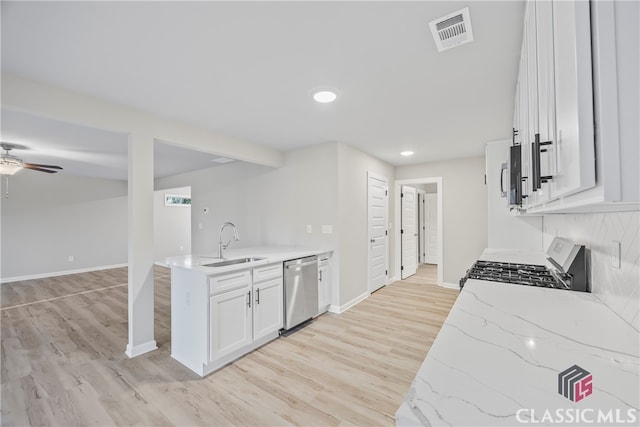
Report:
500,162,508,198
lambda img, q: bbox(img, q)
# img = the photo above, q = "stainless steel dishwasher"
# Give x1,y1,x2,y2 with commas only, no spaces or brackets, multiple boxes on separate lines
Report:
283,256,318,331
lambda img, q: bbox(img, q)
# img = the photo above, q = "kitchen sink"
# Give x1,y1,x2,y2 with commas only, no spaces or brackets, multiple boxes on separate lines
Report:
202,257,265,267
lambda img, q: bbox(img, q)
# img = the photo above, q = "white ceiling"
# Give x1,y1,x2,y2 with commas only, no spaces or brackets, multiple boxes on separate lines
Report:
0,109,235,180
1,1,525,177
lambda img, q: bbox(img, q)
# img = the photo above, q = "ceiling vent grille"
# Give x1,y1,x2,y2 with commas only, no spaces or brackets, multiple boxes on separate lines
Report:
429,7,474,52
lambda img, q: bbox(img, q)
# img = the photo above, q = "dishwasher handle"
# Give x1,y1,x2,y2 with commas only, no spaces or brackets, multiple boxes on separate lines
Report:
285,260,317,269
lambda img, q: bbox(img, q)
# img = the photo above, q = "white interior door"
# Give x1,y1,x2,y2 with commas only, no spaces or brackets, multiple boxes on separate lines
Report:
368,172,388,292
424,193,439,264
419,193,426,264
401,186,417,279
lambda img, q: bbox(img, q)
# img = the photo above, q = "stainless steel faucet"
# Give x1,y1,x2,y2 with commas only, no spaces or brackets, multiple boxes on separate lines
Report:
218,221,240,259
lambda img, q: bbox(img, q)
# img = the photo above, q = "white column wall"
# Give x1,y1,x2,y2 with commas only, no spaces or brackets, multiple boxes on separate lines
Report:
126,134,157,357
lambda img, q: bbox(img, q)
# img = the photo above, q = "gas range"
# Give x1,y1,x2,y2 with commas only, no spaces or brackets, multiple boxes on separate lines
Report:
460,260,567,289
460,238,590,292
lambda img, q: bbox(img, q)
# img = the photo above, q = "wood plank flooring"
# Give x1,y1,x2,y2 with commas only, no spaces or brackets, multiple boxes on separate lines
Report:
1,264,458,426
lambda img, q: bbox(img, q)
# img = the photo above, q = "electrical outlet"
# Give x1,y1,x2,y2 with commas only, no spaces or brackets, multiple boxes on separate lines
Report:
306,225,313,233
68,255,74,262
611,241,621,269
322,225,333,234
198,223,203,230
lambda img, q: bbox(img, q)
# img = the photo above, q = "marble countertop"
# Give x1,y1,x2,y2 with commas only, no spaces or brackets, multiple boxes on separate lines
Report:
157,246,332,274
397,249,639,426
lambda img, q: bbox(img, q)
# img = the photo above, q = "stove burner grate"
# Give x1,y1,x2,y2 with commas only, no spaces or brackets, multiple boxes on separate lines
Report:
461,260,565,289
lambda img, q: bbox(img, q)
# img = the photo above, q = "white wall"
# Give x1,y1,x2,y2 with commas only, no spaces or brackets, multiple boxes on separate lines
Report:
0,172,127,281
155,144,340,253
542,212,640,330
156,142,396,310
155,143,342,305
337,143,395,306
396,156,487,286
155,162,276,253
153,186,191,261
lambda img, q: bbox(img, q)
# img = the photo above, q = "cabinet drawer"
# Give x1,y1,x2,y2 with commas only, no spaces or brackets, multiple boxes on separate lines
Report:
253,263,283,283
209,270,251,295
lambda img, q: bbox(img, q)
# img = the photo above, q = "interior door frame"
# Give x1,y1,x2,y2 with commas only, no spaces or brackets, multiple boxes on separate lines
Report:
394,177,443,286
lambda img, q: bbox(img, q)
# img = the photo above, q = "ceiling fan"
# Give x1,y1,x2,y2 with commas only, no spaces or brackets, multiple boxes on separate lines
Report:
0,143,63,175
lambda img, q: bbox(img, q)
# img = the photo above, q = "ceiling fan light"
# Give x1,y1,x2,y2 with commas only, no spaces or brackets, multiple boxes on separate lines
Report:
0,157,24,175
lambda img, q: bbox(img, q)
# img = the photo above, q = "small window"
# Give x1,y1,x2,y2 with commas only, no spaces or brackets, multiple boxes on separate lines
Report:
164,194,191,207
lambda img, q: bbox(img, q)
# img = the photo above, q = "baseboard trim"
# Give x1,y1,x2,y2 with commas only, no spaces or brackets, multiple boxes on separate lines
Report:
389,275,400,283
1,263,128,284
328,290,370,314
126,340,157,358
440,281,460,290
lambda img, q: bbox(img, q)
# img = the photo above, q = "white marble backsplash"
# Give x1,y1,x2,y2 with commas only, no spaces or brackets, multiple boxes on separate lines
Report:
542,212,640,331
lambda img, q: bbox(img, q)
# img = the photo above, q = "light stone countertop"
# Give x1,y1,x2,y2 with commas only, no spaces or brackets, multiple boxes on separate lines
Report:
396,249,640,426
157,246,332,275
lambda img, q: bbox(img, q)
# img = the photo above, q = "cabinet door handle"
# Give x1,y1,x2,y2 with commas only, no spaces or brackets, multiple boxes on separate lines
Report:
532,133,553,190
500,162,508,197
255,288,260,304
247,291,251,308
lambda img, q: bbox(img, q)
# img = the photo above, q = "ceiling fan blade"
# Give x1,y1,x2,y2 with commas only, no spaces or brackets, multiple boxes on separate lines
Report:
24,162,63,170
23,165,59,173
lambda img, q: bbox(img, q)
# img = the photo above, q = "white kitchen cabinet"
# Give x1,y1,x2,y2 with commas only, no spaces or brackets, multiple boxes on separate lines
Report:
532,0,556,205
252,277,283,341
171,261,284,376
252,263,283,341
548,0,595,199
513,0,596,210
524,0,639,213
317,253,331,314
209,286,252,363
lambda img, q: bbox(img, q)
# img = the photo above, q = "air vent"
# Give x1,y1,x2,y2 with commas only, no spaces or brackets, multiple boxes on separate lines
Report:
429,7,474,52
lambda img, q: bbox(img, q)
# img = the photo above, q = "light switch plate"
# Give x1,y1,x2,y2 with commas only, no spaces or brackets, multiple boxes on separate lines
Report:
322,225,333,234
306,225,313,233
611,241,621,269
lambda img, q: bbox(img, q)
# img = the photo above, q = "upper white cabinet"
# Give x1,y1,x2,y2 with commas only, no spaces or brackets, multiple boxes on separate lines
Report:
512,0,639,213
549,0,595,199
514,0,594,209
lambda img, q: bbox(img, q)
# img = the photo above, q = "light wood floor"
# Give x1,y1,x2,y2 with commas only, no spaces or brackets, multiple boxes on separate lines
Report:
1,264,458,426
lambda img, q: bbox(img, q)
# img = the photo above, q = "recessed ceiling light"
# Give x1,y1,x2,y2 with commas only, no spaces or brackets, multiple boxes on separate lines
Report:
400,151,414,157
313,90,337,103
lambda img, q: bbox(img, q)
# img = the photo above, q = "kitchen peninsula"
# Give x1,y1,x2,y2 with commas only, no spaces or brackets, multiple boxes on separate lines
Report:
163,247,331,376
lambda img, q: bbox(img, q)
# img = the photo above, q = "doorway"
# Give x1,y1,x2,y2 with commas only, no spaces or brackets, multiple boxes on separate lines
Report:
418,188,439,265
394,177,443,286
